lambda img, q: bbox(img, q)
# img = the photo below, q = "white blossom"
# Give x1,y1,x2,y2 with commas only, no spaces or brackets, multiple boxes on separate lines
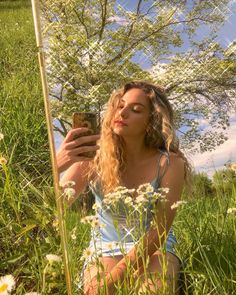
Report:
171,200,187,210
46,254,62,263
0,275,15,294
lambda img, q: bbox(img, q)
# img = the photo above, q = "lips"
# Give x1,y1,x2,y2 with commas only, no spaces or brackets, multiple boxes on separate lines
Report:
114,120,128,126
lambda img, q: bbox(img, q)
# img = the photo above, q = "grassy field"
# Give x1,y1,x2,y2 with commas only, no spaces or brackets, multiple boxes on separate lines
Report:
0,1,236,295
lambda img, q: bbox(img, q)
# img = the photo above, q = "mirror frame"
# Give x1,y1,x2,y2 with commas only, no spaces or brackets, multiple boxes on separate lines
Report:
31,1,72,294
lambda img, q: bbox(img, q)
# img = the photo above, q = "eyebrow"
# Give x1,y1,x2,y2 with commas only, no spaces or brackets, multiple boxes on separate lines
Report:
120,99,146,108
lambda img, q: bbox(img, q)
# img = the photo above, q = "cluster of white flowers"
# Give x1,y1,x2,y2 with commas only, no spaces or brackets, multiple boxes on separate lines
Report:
81,215,106,229
0,275,15,294
102,183,169,211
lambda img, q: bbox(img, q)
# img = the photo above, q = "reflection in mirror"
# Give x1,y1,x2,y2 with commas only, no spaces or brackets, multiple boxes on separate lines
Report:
39,0,236,294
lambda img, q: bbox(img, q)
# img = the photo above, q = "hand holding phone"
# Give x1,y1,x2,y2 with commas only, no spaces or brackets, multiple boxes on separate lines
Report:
72,112,99,158
56,113,100,173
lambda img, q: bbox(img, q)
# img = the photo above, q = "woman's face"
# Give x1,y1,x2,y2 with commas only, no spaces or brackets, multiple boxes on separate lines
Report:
112,88,151,138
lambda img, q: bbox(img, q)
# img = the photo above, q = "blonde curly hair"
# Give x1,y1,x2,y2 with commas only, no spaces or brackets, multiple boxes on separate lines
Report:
89,80,191,194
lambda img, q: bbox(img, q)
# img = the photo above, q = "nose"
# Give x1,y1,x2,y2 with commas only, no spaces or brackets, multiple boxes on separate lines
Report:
119,106,128,118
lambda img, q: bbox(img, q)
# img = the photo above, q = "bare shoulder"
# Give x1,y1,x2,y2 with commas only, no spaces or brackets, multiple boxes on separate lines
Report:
159,151,185,183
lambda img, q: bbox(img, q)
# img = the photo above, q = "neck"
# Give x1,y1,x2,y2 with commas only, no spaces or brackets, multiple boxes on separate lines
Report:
122,136,157,165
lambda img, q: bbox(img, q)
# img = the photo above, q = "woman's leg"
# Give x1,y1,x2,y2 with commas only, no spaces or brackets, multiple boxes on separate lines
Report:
83,255,123,293
137,250,180,295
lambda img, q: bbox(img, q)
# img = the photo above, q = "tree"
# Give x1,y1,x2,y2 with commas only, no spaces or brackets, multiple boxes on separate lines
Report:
191,171,213,198
40,0,235,153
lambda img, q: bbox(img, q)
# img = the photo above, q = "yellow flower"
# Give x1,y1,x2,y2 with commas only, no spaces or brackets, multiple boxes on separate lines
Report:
0,275,15,294
0,157,7,166
230,164,236,171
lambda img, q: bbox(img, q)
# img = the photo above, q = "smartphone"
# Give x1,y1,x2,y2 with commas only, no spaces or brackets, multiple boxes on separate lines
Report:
72,112,98,158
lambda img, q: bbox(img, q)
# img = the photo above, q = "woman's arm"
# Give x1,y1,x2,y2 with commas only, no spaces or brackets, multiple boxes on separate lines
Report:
56,127,100,205
104,154,185,290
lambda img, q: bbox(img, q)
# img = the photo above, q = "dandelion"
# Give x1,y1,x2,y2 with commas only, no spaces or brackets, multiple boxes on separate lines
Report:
0,133,4,140
0,275,15,294
46,254,62,263
80,248,94,261
0,157,7,166
170,200,187,210
63,187,76,201
227,207,236,214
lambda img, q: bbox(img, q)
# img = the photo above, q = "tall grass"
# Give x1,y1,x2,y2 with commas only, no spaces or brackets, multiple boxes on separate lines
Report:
0,1,67,294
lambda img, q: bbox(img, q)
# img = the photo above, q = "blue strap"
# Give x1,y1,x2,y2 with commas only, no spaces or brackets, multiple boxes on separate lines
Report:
153,150,170,190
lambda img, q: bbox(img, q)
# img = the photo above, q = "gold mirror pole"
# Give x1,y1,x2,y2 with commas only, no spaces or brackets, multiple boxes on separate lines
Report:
31,1,72,294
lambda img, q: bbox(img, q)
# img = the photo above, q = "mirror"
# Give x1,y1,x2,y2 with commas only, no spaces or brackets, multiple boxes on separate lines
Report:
32,0,236,294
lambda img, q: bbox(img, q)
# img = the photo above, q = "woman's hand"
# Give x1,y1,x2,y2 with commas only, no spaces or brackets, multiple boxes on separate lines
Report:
56,127,100,174
84,276,116,295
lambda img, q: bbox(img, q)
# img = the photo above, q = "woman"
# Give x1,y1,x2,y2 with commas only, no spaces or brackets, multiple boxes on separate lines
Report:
57,80,190,294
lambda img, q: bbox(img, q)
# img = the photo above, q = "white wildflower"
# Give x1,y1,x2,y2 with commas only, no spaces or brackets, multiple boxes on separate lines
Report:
80,248,94,261
64,188,76,200
0,157,7,166
227,207,236,214
0,133,4,141
103,198,111,205
104,241,119,250
137,183,154,194
71,233,76,240
0,275,15,294
124,196,133,204
171,200,187,210
158,187,170,194
135,194,148,204
46,254,62,263
92,203,101,211
59,180,76,188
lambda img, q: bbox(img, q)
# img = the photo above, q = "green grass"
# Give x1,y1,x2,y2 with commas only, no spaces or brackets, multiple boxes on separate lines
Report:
0,1,67,294
0,1,236,295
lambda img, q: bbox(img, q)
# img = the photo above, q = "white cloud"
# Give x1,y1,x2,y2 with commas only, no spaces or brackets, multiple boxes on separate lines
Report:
190,120,236,178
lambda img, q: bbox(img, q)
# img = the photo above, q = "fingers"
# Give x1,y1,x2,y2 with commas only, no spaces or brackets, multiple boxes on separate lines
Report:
66,134,100,150
64,127,94,143
73,144,99,156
